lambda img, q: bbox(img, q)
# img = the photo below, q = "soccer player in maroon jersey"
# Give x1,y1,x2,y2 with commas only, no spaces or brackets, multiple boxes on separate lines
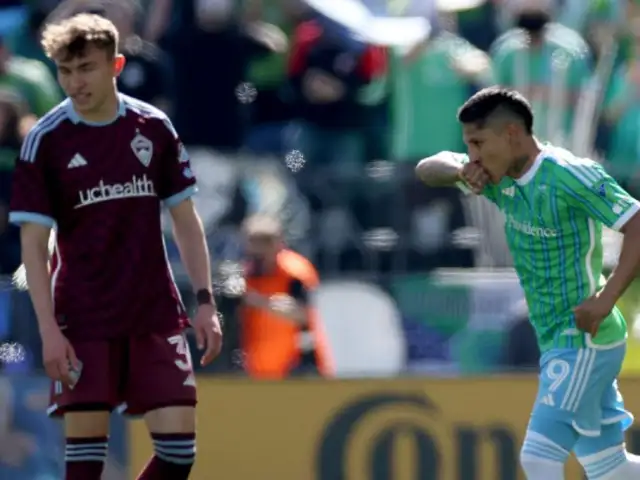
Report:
8,14,222,480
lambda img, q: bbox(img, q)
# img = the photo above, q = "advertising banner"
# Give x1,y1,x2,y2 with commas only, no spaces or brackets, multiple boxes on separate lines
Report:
130,377,640,480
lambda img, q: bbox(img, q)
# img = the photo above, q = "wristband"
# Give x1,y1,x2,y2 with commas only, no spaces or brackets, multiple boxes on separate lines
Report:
196,289,214,306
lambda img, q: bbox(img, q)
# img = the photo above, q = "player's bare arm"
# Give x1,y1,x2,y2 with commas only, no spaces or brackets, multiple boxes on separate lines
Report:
20,223,80,385
416,152,490,194
575,211,640,336
170,199,223,365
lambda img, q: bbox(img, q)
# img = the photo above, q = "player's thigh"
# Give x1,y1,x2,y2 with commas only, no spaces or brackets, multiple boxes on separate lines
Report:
52,339,123,437
144,406,196,434
64,410,112,438
532,347,622,438
572,346,627,436
124,330,197,426
573,379,634,475
573,421,625,457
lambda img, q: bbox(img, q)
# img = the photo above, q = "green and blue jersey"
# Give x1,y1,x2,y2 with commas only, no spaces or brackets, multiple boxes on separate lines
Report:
450,145,638,351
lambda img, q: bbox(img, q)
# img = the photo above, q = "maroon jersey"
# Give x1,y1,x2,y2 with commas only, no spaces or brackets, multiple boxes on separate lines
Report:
10,94,196,340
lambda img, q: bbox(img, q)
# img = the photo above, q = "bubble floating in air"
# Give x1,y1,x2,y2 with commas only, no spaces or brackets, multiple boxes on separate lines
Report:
216,312,225,328
235,82,258,104
285,150,306,173
0,342,26,364
231,349,246,369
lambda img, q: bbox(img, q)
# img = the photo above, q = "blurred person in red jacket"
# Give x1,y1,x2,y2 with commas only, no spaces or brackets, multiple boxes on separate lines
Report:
239,214,333,378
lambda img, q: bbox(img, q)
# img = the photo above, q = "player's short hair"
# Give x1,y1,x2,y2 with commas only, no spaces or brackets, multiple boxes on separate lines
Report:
41,13,119,61
242,215,283,241
457,87,534,134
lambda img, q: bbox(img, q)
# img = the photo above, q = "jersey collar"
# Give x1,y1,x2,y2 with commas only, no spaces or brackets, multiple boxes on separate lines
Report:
515,148,547,186
64,94,126,126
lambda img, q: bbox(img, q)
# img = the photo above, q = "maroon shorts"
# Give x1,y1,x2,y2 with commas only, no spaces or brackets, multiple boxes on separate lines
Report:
47,330,197,417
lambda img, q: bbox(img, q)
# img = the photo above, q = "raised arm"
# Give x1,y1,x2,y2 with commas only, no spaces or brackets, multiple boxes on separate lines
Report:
416,151,491,196
415,151,464,187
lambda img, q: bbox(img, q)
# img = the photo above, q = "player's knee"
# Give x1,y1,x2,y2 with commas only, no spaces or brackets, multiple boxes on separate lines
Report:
144,405,196,434
577,444,627,479
64,410,111,438
520,431,569,479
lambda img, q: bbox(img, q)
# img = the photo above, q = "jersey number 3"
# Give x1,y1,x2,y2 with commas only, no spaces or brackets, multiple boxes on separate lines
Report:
167,334,196,387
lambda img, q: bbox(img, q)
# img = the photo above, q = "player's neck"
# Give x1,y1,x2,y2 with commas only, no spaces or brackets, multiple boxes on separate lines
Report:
509,140,542,179
75,91,120,124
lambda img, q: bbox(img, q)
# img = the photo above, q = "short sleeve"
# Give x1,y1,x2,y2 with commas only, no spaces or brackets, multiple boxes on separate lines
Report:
156,117,198,208
559,160,640,231
446,151,499,203
8,128,56,228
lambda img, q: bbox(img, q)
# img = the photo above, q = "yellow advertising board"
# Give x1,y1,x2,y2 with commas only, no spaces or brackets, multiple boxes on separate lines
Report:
129,377,640,480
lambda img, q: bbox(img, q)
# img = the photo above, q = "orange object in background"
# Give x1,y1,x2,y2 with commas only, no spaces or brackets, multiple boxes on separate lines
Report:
241,249,333,378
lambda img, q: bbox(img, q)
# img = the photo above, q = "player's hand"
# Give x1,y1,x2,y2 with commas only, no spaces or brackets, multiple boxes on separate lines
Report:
41,325,80,387
193,304,223,366
459,161,490,194
574,291,616,338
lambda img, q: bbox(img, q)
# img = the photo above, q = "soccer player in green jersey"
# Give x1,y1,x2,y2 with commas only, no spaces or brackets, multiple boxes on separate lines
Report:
417,87,640,479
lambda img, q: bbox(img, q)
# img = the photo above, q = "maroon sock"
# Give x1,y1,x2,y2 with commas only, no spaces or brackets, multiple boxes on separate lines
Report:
65,436,108,480
136,433,196,480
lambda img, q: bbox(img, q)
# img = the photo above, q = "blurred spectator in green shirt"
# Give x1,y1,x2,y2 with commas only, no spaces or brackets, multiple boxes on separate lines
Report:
0,35,61,117
390,17,492,161
491,0,592,146
244,0,298,156
602,19,640,194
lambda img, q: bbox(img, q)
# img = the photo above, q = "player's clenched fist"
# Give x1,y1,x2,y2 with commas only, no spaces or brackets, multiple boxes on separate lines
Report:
574,291,615,338
459,161,490,194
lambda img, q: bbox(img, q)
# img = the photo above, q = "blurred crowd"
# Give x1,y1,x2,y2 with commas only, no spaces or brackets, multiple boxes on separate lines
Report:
3,0,640,376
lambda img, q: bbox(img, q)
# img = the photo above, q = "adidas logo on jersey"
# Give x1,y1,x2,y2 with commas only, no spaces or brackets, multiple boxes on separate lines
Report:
540,394,555,407
68,154,88,169
76,174,156,208
502,186,515,197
